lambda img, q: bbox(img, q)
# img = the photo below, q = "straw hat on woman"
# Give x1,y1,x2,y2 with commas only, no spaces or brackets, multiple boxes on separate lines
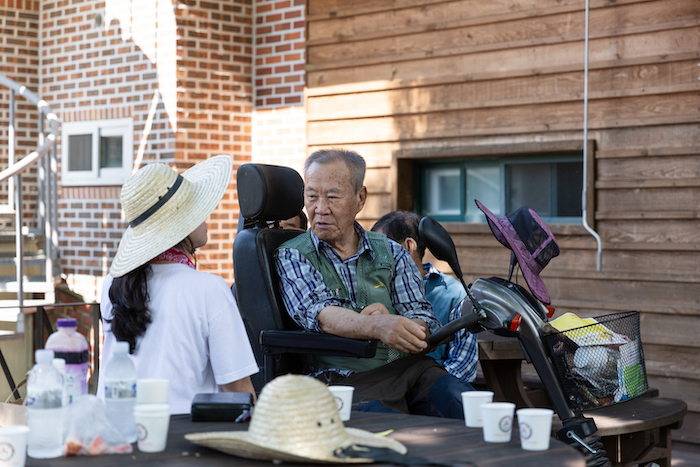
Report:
97,155,259,414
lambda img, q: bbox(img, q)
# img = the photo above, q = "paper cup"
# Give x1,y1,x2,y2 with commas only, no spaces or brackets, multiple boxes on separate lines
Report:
0,425,30,467
134,404,170,453
136,379,169,404
481,402,515,443
461,391,494,427
328,386,354,421
517,408,554,451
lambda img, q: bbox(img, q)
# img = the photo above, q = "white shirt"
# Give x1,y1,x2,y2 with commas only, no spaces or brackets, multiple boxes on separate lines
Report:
97,263,259,414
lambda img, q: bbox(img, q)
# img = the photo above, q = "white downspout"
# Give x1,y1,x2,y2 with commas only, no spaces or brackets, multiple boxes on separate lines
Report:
582,0,602,271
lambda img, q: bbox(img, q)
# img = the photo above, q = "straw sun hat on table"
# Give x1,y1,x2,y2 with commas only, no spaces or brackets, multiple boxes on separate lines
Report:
186,374,407,463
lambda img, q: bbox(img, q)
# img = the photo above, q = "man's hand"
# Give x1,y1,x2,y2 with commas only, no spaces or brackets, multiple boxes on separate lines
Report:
371,314,428,354
360,302,390,316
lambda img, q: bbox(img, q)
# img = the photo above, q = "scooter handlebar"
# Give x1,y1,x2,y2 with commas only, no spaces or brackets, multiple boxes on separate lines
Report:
427,310,481,347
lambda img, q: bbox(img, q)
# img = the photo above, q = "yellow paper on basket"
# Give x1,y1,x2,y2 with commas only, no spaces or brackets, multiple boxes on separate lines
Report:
549,312,628,346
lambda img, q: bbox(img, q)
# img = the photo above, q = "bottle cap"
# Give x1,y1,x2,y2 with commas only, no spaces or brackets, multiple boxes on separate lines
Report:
35,349,55,363
57,318,77,328
114,341,130,354
52,358,66,372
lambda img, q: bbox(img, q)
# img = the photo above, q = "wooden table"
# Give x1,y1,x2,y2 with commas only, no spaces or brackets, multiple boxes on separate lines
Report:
25,411,585,467
476,331,687,467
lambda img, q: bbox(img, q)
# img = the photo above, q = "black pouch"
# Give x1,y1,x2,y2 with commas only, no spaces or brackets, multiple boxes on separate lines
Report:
190,392,254,422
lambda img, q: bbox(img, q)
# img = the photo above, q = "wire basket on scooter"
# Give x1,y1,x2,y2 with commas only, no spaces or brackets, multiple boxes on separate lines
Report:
542,310,648,412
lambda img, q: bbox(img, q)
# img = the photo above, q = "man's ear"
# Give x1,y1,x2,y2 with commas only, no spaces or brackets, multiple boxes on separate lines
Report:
357,186,367,210
404,237,418,255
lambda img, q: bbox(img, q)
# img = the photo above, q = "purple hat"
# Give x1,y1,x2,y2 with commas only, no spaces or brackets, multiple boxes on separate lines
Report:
475,200,560,304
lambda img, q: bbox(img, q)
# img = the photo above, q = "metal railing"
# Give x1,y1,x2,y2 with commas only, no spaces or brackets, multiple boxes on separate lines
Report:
0,75,60,331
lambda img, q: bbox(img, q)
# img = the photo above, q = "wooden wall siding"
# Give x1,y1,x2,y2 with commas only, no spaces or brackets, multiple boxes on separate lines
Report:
307,60,699,121
307,91,699,145
305,0,700,439
306,28,698,89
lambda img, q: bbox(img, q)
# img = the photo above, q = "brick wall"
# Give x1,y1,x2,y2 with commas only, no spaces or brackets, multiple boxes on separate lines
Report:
38,0,253,298
174,0,253,280
41,0,172,299
0,1,41,229
57,186,122,301
253,0,306,172
2,0,297,300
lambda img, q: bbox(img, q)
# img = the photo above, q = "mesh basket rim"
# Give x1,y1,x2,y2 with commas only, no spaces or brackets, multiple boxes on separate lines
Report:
545,310,640,337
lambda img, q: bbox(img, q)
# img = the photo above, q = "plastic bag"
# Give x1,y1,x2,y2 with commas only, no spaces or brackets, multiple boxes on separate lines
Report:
63,394,133,456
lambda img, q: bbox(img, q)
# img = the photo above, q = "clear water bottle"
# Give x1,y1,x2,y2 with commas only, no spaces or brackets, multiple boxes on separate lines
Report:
26,349,65,458
52,357,70,408
104,341,137,443
45,318,89,403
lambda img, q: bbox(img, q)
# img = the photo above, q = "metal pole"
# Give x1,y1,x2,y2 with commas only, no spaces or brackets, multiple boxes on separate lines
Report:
15,175,23,319
10,91,25,330
35,306,44,352
581,0,603,271
8,91,14,211
51,143,58,270
38,112,45,239
42,112,53,284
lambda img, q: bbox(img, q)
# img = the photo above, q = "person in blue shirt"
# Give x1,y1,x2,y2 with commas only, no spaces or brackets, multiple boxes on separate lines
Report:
372,211,478,382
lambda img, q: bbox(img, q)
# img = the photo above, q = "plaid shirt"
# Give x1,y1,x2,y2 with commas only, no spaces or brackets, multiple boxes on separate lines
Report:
275,223,440,337
423,263,479,382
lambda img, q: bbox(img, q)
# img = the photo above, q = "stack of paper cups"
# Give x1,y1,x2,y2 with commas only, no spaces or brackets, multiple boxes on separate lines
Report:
134,379,170,453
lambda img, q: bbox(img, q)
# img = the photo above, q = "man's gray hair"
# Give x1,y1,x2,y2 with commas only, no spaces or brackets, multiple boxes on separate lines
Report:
304,149,366,193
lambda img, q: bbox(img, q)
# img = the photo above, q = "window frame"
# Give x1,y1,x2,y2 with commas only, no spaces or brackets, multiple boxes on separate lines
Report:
61,118,134,186
393,140,595,228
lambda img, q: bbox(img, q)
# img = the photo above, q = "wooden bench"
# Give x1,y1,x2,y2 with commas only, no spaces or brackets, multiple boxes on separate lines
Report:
552,396,686,467
477,332,687,467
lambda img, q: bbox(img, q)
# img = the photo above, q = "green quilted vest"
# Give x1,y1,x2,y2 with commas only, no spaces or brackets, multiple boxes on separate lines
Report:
280,230,407,373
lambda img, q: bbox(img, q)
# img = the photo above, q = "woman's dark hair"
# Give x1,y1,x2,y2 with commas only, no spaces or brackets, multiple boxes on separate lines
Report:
107,237,195,353
108,263,152,354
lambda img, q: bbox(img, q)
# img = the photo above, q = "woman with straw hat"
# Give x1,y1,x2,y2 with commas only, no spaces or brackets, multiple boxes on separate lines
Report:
97,155,258,414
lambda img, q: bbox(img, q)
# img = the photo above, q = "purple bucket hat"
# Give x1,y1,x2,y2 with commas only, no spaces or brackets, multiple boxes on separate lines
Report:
475,200,560,304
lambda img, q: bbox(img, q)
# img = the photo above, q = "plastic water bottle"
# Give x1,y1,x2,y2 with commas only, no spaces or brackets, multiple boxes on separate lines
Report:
104,341,138,443
45,318,89,403
52,357,70,408
26,349,64,458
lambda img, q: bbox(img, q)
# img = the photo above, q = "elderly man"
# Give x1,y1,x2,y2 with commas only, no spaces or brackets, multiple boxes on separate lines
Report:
372,211,478,382
275,149,473,417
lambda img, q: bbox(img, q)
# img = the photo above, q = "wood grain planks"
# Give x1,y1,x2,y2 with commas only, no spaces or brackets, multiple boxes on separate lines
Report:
308,92,700,145
308,0,699,67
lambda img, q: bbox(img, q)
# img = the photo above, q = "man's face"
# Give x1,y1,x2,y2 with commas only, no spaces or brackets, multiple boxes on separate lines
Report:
304,160,366,248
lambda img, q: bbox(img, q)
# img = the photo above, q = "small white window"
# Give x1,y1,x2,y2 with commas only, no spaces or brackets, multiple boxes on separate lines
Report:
61,118,133,186
426,168,461,216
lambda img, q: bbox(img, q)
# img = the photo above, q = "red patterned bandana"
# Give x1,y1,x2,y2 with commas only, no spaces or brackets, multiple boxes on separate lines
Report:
153,248,195,270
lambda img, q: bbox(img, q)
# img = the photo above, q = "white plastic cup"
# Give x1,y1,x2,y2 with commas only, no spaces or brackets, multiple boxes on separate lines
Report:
134,403,170,453
327,386,354,421
0,425,30,467
461,391,494,427
517,408,554,451
481,402,516,443
136,379,169,404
